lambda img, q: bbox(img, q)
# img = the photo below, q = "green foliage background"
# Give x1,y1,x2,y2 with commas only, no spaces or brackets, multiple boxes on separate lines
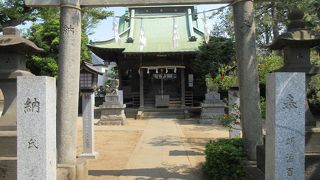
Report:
192,36,235,97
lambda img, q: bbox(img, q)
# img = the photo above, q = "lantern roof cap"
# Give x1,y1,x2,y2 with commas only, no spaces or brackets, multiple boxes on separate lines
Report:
270,8,320,50
80,61,103,75
0,27,44,54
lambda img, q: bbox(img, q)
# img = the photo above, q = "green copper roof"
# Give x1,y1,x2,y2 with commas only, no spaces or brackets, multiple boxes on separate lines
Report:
89,6,205,54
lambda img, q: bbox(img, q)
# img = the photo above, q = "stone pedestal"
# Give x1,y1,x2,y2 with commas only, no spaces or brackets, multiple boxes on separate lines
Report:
98,94,127,125
79,92,98,159
17,76,56,180
200,92,225,124
266,73,305,180
229,123,241,138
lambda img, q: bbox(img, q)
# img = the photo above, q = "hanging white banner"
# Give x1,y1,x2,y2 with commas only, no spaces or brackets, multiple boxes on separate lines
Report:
172,18,180,48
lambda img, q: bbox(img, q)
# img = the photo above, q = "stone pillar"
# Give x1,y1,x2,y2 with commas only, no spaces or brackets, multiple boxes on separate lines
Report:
233,0,262,160
228,86,241,138
57,0,82,164
181,68,185,107
79,92,97,159
139,68,144,108
266,73,305,180
17,76,56,180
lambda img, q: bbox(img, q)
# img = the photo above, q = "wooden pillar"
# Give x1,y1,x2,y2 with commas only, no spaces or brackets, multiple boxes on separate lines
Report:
233,0,263,160
181,68,185,107
139,68,144,108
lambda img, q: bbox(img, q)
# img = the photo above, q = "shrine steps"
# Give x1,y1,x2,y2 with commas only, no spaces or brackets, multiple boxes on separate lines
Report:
141,108,186,119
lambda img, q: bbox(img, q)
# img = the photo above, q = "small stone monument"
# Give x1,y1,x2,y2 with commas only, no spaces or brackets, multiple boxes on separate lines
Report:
265,72,305,180
0,27,43,180
98,79,127,125
228,85,241,138
17,76,56,180
200,78,225,124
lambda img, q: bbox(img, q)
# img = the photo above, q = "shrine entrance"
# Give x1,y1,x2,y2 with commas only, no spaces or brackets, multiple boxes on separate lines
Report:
142,66,182,108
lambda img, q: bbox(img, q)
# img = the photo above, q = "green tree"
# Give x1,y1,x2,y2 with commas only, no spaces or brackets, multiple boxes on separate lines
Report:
0,0,36,31
26,8,112,77
192,36,235,96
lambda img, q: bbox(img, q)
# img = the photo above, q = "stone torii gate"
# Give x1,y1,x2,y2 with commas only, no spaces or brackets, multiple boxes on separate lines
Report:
25,0,264,166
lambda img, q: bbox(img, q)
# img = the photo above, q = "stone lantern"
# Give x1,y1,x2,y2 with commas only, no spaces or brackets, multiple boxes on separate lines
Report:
268,9,320,177
270,8,320,127
0,27,43,130
79,61,102,159
0,27,43,180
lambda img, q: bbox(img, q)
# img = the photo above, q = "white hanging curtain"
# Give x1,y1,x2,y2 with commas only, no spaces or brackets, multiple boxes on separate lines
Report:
113,15,120,43
172,17,180,48
139,19,147,51
203,12,210,44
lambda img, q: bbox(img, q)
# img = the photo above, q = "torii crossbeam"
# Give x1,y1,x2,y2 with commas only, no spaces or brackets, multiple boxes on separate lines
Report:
26,0,232,7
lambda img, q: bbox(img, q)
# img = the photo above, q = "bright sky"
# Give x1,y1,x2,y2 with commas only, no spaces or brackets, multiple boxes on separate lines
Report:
88,4,227,41
17,4,227,41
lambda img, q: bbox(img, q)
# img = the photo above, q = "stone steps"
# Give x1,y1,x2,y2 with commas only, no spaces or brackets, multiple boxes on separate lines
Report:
0,131,16,157
141,108,185,119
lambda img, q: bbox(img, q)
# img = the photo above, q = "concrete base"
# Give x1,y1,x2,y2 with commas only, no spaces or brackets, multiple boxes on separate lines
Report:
255,145,320,180
200,103,225,124
98,105,127,126
97,117,127,125
198,118,219,124
78,152,98,159
57,158,88,180
245,161,264,180
0,157,17,180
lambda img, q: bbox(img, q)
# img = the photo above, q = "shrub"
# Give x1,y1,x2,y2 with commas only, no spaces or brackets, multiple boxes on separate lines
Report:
203,138,246,180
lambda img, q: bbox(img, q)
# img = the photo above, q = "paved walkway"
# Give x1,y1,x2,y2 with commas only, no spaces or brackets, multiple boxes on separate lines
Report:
119,119,200,180
80,118,229,180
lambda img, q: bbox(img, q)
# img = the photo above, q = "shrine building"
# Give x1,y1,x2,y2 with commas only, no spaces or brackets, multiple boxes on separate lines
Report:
88,5,205,109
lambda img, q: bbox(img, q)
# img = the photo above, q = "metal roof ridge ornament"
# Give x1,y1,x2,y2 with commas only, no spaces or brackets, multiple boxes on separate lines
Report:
127,9,135,43
113,15,121,44
187,8,197,41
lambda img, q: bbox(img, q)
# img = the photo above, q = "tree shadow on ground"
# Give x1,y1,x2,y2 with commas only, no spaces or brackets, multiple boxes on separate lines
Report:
89,164,203,179
147,135,219,147
175,120,228,132
169,150,203,156
148,135,185,146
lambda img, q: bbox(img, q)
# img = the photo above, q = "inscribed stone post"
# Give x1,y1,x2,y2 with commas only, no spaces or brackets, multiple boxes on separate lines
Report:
17,76,56,180
80,92,97,158
228,87,241,138
266,72,305,180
